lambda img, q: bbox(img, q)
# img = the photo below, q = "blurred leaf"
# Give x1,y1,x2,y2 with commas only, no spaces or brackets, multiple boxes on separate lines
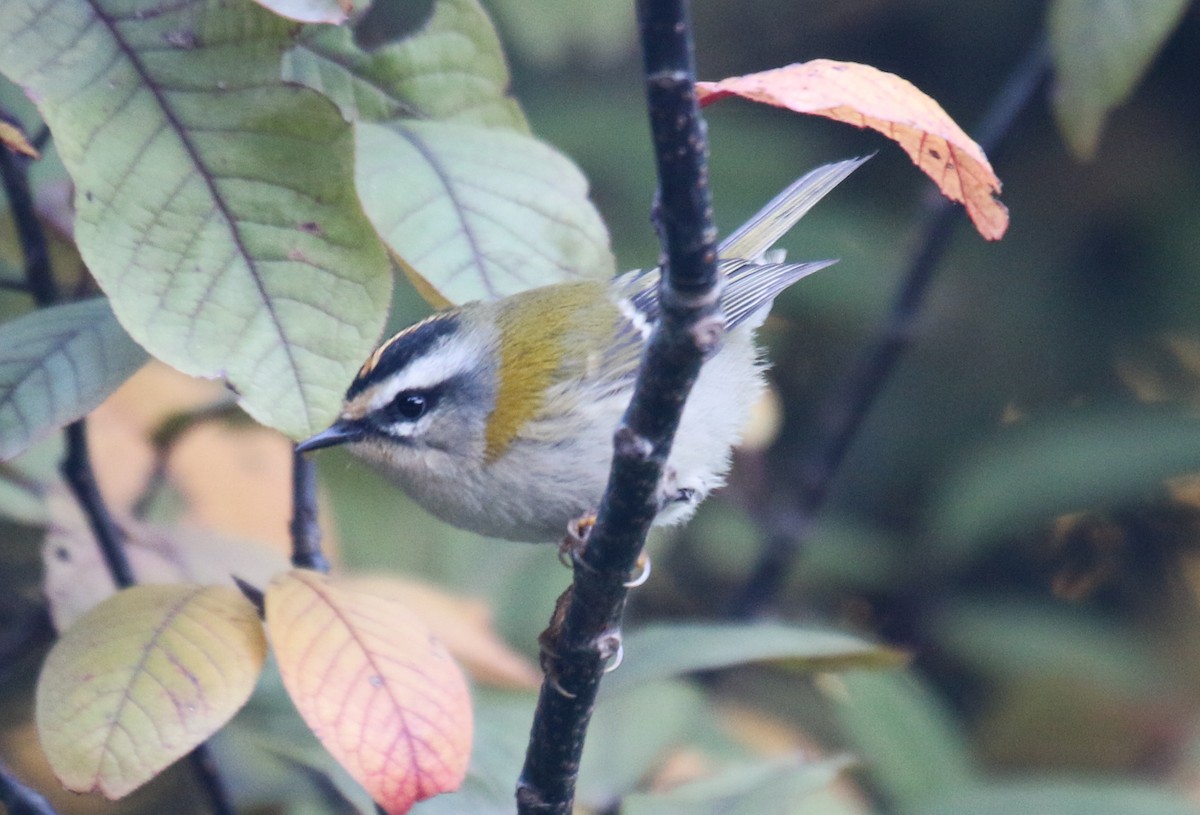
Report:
604,622,905,695
0,299,147,461
266,570,473,815
928,409,1200,562
285,0,528,130
928,599,1171,700
249,0,348,24
914,779,1200,815
697,60,1008,240
40,483,289,630
35,584,267,798
0,465,44,525
578,681,707,809
828,671,978,810
213,718,378,815
356,120,613,303
0,0,392,438
623,754,852,815
1049,0,1189,159
165,419,301,554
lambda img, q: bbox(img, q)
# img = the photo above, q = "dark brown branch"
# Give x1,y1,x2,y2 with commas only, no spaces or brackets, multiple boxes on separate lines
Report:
729,38,1051,618
1,125,235,815
60,422,137,587
290,451,329,572
0,136,56,307
515,2,719,813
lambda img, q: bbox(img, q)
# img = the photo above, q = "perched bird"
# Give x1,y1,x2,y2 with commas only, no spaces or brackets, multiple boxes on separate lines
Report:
297,157,866,542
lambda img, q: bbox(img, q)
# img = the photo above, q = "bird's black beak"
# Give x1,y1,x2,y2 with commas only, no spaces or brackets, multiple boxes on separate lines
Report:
295,420,365,453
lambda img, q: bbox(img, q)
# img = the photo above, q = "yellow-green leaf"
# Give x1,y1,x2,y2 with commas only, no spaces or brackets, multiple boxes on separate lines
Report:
357,120,614,303
0,0,392,438
35,584,267,798
1049,0,1189,159
266,570,473,815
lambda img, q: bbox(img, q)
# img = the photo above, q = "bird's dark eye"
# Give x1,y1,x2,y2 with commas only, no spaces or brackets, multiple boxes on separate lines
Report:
390,390,432,421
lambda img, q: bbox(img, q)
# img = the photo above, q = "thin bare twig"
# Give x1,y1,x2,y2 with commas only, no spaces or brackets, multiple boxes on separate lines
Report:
290,451,329,572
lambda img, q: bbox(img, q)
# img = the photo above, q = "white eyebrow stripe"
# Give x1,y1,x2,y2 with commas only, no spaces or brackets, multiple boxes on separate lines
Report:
365,335,479,413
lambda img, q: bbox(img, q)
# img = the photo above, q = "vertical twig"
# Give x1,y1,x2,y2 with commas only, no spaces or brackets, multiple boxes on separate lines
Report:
1,136,235,815
515,2,719,812
0,142,55,307
289,451,329,572
60,422,137,586
729,39,1052,618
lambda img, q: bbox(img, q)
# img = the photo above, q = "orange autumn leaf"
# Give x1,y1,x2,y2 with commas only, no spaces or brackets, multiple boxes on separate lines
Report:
698,59,1008,240
266,570,472,815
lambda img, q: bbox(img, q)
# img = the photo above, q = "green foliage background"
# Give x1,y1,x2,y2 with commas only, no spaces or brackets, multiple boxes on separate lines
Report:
4,0,1200,813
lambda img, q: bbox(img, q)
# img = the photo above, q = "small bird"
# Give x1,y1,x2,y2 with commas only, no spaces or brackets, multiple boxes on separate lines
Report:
297,157,866,543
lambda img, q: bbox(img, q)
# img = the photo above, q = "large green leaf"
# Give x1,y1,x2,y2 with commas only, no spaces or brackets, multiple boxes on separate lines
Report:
0,299,146,461
1049,0,1189,159
602,622,904,696
0,0,392,438
356,120,613,303
284,0,528,131
282,0,613,303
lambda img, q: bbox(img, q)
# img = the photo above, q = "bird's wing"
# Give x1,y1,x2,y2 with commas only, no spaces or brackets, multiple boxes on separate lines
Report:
593,155,868,392
595,258,831,394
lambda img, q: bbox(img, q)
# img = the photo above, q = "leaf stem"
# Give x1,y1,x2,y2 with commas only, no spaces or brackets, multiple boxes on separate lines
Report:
729,37,1052,618
515,2,719,812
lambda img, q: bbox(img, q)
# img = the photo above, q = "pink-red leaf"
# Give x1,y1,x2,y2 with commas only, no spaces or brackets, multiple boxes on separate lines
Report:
35,584,267,798
344,575,539,690
265,570,472,815
698,59,1008,240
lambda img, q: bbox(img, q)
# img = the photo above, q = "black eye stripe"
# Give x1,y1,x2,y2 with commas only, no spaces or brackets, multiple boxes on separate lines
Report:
347,312,461,400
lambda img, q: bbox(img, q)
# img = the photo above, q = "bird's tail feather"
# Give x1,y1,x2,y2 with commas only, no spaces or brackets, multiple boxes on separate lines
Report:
719,155,871,261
